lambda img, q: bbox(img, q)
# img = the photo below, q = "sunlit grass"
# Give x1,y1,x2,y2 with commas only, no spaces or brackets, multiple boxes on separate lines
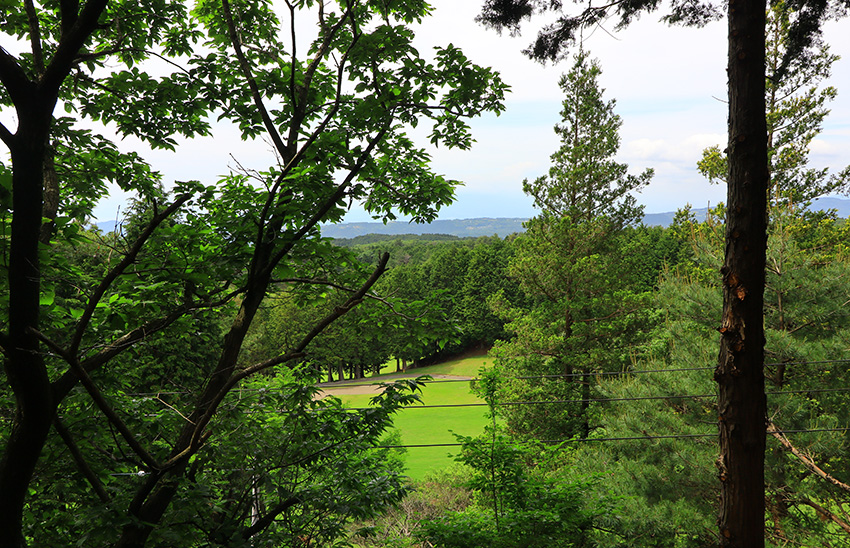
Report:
331,353,493,479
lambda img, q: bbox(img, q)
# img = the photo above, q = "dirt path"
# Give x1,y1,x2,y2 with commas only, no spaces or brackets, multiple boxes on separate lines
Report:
318,374,473,397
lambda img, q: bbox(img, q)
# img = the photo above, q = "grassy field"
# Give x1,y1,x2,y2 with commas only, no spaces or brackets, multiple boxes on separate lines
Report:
329,352,493,480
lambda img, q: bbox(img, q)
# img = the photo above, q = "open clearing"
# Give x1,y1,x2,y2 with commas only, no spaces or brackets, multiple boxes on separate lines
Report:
320,351,492,479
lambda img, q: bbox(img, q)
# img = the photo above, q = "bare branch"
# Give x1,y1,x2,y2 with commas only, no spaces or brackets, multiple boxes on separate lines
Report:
768,420,850,494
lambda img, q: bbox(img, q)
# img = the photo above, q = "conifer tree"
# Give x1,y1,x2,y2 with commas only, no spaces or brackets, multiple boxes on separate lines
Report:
493,50,651,441
523,49,650,227
697,0,850,207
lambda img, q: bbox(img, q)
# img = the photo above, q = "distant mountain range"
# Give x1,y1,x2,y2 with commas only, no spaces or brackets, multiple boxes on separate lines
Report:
321,218,529,239
323,197,850,238
96,197,850,239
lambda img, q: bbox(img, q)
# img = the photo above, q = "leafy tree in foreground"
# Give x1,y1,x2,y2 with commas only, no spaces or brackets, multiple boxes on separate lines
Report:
0,0,506,546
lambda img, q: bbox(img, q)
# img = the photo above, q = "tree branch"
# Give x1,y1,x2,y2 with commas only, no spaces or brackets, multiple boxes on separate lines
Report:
240,496,301,539
273,277,431,321
165,252,390,469
220,0,288,159
24,0,45,75
53,288,242,402
0,46,34,110
264,120,393,275
254,5,358,240
795,496,850,535
290,5,353,142
0,121,13,148
40,0,109,95
69,193,192,356
768,421,850,494
59,0,80,39
53,416,110,503
74,48,191,74
30,328,161,471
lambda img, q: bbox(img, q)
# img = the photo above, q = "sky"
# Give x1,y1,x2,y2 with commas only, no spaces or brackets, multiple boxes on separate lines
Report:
88,1,850,223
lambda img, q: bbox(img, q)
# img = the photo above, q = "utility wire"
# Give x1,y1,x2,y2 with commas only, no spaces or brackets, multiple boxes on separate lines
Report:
104,427,850,475
371,427,850,449
120,359,850,397
341,387,850,411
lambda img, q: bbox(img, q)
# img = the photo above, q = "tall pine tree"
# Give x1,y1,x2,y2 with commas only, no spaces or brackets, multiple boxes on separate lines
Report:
492,50,652,441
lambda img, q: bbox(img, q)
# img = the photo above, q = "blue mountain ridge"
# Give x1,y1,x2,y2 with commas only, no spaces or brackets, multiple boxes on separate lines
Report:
95,197,850,239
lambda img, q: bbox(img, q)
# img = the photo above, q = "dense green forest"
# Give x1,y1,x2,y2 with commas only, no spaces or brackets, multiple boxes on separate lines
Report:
2,0,849,547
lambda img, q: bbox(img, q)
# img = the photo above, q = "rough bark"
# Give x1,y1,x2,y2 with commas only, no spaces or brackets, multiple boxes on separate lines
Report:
715,0,769,546
39,142,59,244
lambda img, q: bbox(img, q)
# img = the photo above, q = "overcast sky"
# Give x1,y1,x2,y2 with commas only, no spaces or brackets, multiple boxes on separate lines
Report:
89,1,850,222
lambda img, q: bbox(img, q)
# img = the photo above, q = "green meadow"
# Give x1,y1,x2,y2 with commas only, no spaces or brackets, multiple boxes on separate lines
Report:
330,353,492,479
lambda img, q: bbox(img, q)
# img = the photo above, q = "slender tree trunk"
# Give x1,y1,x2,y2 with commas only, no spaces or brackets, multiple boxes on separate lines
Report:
0,124,53,548
716,0,769,546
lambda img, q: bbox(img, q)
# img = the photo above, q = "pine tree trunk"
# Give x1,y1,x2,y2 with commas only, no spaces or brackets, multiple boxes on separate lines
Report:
716,0,769,545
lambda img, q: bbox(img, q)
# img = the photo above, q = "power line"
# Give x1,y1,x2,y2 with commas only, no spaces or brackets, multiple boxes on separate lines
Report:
101,427,850,476
341,387,850,411
119,359,850,397
313,366,717,389
371,427,850,449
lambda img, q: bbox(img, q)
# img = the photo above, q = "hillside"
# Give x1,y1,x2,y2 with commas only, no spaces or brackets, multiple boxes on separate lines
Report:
320,217,528,239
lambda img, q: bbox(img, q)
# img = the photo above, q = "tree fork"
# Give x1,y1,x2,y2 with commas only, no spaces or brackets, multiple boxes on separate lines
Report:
716,0,769,546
